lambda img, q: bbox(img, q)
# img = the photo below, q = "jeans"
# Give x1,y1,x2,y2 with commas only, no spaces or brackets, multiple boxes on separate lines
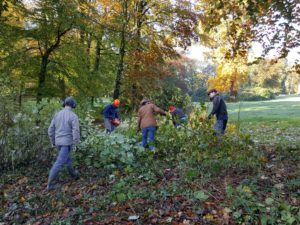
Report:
141,126,156,150
47,146,77,190
104,118,115,133
213,119,228,135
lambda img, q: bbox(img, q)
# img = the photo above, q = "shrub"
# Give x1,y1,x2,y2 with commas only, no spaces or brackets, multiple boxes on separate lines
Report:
0,97,92,171
73,113,144,171
155,105,262,175
238,87,275,101
0,97,61,170
226,184,300,224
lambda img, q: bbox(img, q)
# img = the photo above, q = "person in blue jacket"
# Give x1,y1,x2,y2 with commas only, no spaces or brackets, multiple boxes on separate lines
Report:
103,99,120,133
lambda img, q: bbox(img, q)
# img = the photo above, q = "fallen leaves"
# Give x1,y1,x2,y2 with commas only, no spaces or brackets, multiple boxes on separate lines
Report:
1,126,299,225
17,177,28,185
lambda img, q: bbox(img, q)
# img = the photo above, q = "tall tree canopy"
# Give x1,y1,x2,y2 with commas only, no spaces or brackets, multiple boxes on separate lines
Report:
1,0,299,103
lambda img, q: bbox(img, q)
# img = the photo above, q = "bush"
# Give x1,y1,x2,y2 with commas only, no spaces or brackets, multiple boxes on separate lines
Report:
155,105,262,175
72,104,261,176
226,184,300,224
73,113,144,171
238,87,276,101
151,84,193,113
0,97,61,170
191,87,208,103
0,96,92,171
0,96,262,178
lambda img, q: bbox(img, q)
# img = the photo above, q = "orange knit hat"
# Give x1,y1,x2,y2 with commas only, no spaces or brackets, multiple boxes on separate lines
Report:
113,99,120,107
169,106,175,112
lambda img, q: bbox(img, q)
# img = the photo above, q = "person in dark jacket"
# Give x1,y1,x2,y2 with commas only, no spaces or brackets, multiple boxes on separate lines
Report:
103,99,120,133
207,89,228,135
47,96,80,191
138,98,166,150
169,106,187,128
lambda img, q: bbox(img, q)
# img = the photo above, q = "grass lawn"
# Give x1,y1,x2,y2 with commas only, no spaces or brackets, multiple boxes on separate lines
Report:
227,95,300,125
224,95,300,145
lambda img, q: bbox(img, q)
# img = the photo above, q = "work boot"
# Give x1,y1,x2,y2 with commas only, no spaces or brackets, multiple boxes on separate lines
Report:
46,182,62,192
68,167,80,180
73,170,80,180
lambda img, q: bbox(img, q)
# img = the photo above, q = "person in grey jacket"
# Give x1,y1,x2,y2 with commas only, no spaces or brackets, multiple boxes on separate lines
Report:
47,96,80,191
207,89,228,135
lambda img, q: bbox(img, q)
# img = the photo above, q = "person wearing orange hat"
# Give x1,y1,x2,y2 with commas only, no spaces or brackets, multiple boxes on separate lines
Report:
169,105,187,128
103,99,121,133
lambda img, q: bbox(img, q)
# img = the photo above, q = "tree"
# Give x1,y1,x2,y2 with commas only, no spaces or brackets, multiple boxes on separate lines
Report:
253,0,300,94
208,56,248,98
249,58,299,94
196,0,267,98
23,0,84,102
0,0,29,101
116,0,198,106
254,0,300,58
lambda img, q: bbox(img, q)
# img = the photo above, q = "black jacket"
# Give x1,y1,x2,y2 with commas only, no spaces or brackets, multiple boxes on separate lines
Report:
171,108,186,120
209,94,228,120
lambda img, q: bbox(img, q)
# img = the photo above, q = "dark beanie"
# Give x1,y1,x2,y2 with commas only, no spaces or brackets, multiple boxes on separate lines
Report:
63,96,77,108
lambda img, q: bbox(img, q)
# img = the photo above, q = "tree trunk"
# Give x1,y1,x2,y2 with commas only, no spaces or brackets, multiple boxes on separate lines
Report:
18,83,23,109
94,38,101,72
87,33,92,71
59,77,66,100
229,80,237,101
113,1,128,99
130,0,146,108
36,27,71,103
37,55,49,103
280,74,287,94
90,96,94,106
91,37,102,107
113,31,125,99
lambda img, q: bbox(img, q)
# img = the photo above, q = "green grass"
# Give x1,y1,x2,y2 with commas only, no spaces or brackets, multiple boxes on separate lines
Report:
220,95,300,145
226,95,300,126
206,95,300,144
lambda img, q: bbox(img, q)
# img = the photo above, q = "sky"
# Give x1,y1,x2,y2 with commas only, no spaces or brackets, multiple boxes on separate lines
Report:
186,44,208,61
186,43,300,66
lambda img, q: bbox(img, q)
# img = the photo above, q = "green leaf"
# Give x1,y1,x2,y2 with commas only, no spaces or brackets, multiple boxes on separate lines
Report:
186,170,198,180
116,193,127,202
193,191,209,201
265,197,274,205
233,210,242,219
260,215,269,225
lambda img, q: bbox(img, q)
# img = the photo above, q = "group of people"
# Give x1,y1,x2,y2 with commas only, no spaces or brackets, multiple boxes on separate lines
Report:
102,98,188,150
46,89,228,191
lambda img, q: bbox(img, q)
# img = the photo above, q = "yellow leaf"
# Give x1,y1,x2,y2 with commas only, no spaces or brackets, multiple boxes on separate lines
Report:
20,196,26,202
242,186,252,194
204,213,214,221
